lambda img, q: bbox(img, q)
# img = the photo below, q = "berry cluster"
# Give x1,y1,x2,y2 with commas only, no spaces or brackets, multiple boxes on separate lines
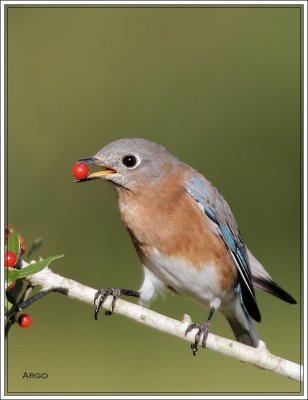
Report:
5,226,32,328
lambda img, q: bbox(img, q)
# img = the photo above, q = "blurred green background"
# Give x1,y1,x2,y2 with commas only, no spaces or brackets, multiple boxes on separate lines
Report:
5,5,302,395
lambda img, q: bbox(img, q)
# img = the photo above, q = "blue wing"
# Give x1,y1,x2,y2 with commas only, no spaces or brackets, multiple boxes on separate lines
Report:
186,175,261,323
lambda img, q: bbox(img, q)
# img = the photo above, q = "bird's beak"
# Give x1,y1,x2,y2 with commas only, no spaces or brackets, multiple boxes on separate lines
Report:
74,157,117,182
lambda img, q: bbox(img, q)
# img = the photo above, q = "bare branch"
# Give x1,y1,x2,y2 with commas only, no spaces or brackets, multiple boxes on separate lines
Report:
24,266,302,383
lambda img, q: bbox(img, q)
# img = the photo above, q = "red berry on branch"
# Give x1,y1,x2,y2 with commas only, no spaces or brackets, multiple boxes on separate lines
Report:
20,242,26,255
5,226,13,235
72,163,89,180
5,251,18,267
18,314,32,328
7,280,16,290
5,226,13,241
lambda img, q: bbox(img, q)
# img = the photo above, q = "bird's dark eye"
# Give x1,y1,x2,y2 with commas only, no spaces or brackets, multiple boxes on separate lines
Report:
122,155,139,169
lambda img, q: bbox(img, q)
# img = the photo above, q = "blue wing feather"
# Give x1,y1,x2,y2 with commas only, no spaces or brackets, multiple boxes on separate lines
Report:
186,175,261,322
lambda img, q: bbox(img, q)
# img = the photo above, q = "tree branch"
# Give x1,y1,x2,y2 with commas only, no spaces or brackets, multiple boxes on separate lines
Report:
22,266,302,383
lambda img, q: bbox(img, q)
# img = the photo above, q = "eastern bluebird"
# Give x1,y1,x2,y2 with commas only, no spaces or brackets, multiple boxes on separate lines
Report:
76,138,296,355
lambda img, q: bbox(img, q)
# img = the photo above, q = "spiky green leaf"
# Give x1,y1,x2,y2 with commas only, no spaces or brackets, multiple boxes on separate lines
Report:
7,230,19,255
6,254,64,283
26,238,43,259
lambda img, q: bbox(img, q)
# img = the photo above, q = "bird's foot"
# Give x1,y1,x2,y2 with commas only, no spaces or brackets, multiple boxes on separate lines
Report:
94,288,139,320
185,320,211,356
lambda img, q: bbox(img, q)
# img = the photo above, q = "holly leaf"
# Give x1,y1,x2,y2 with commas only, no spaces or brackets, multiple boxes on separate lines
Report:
6,254,64,284
5,279,26,306
7,230,19,255
26,238,43,259
5,297,14,312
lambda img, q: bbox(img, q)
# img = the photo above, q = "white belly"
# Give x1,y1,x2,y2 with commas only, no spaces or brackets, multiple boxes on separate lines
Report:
141,247,225,307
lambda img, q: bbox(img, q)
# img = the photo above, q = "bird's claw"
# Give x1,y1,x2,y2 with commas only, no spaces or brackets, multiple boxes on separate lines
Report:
185,320,211,356
94,288,123,320
94,288,140,320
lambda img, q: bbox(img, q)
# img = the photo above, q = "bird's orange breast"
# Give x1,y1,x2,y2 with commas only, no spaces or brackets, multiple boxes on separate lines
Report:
116,174,238,293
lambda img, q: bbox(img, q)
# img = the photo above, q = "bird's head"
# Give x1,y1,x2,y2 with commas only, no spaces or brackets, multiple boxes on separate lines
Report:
75,138,180,192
